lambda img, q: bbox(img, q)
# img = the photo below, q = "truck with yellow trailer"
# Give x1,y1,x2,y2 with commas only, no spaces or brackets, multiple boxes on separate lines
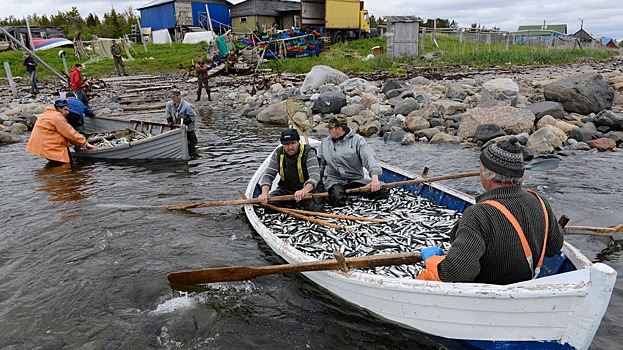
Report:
300,0,371,43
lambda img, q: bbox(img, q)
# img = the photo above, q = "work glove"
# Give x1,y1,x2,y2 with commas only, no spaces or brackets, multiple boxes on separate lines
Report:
421,247,444,262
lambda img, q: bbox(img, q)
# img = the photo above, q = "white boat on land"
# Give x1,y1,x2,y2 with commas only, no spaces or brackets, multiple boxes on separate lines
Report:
243,140,616,350
72,116,190,161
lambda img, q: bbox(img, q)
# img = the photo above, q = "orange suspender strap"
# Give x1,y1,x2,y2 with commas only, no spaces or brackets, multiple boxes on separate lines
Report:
526,189,549,269
482,200,534,270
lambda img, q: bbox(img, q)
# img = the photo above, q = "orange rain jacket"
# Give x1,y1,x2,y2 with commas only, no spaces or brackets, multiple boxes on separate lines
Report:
26,105,87,163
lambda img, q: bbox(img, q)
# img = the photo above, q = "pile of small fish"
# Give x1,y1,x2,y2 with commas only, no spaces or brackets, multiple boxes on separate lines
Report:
87,130,148,148
259,188,462,279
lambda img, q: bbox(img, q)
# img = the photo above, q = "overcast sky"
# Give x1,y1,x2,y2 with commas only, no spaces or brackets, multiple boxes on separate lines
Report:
6,0,622,40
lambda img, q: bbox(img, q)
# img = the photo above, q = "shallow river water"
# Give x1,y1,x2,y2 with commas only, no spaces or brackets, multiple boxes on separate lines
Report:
0,104,621,350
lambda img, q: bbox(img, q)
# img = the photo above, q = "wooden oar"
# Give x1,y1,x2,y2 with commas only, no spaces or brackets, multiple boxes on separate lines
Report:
167,252,422,285
564,224,623,236
161,171,481,210
237,190,351,231
285,208,389,223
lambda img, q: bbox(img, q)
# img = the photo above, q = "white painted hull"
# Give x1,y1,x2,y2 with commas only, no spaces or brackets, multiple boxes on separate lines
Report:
243,142,616,349
76,115,189,160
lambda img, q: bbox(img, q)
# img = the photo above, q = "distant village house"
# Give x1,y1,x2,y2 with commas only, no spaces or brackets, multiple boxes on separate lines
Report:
230,0,300,34
515,24,567,45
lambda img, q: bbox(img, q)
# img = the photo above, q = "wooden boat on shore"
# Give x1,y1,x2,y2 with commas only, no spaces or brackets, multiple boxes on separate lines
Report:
243,140,616,350
72,115,190,161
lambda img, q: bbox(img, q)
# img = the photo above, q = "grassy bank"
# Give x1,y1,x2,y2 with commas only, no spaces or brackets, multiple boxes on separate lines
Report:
267,34,620,75
1,35,619,83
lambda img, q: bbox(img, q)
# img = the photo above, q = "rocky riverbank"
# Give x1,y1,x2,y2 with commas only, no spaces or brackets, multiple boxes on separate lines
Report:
2,56,623,159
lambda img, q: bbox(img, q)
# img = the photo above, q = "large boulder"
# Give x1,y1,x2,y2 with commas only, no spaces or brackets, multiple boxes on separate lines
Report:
458,105,535,139
0,131,20,144
543,73,614,114
301,65,349,94
256,100,288,124
593,110,623,131
381,79,405,94
473,124,507,144
525,101,566,120
568,122,604,142
393,98,420,116
481,78,520,107
312,91,347,114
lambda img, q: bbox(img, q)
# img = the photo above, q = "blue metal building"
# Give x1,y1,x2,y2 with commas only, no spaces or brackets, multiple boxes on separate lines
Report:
137,0,232,33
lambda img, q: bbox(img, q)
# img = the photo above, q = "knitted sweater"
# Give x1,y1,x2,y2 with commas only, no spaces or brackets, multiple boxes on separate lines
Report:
438,185,564,285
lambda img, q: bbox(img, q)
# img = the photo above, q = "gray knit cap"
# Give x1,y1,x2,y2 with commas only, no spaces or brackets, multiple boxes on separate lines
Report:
480,137,524,177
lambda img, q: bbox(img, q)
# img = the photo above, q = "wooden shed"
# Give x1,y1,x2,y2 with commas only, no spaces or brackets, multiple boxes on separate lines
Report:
385,16,421,58
230,0,300,34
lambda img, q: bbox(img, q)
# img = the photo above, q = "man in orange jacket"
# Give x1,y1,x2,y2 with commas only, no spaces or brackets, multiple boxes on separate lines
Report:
26,99,95,164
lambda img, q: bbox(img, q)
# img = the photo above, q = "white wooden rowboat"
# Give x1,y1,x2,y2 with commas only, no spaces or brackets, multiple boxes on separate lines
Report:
71,116,190,161
243,140,616,350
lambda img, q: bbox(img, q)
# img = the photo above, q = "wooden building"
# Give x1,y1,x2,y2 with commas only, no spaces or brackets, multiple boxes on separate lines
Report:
230,0,300,34
571,28,595,44
0,26,64,50
385,16,420,58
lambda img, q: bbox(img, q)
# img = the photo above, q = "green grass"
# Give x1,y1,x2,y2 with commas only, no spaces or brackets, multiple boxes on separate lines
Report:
0,42,208,82
1,35,619,83
266,34,619,76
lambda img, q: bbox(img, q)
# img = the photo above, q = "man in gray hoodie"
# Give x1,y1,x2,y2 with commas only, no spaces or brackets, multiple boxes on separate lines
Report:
317,116,389,206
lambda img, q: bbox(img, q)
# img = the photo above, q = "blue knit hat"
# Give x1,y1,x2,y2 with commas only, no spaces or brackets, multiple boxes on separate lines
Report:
54,99,69,108
480,137,524,177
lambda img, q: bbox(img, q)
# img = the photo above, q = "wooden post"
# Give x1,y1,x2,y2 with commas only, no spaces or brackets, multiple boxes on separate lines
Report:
24,17,34,50
475,29,479,51
138,18,147,52
459,28,463,44
59,50,69,76
505,33,510,51
3,62,18,98
420,27,425,51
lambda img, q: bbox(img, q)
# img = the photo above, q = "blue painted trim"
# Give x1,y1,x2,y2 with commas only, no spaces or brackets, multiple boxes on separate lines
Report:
463,339,574,349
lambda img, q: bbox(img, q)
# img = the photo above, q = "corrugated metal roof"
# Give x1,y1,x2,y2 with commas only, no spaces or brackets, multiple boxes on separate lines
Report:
517,24,567,34
137,0,174,10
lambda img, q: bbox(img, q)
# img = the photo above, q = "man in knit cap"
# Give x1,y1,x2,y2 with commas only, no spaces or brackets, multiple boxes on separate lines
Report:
417,137,564,284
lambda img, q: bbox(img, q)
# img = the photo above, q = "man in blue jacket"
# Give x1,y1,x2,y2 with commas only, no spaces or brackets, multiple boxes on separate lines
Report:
65,91,95,135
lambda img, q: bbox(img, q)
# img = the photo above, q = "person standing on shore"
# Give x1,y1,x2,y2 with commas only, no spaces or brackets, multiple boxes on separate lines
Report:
195,54,212,102
70,64,89,107
111,40,128,76
22,51,39,95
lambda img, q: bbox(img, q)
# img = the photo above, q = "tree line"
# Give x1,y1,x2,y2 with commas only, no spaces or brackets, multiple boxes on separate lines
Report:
1,6,138,40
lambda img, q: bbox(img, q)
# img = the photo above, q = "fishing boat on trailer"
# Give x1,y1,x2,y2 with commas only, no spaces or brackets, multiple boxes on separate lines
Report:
71,115,190,161
243,139,616,350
